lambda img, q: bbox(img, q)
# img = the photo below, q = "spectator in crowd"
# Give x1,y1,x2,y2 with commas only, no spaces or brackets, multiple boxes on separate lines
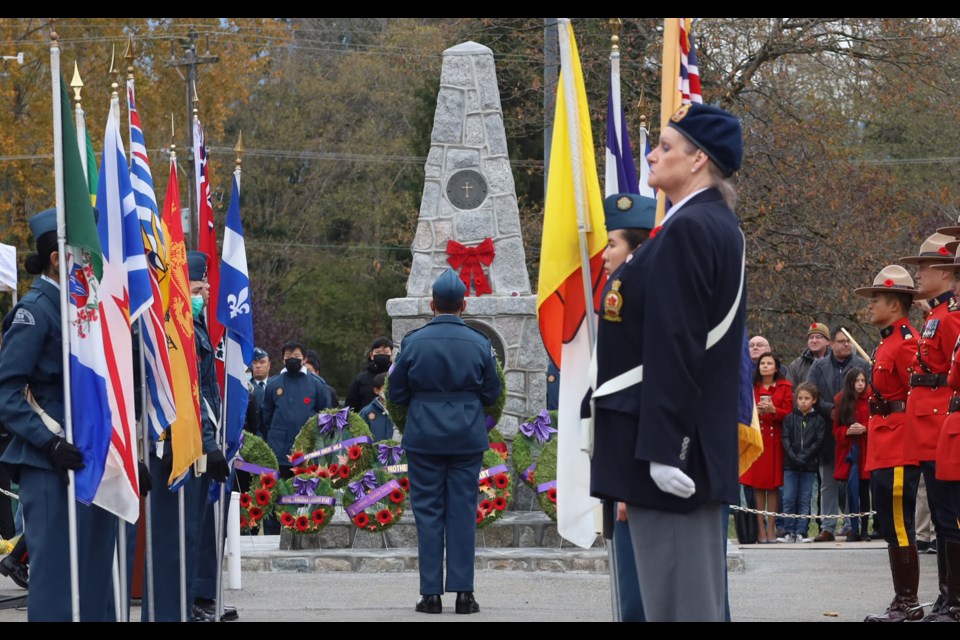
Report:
917,477,937,554
748,336,771,363
806,327,869,541
360,372,394,442
786,322,832,386
780,383,826,543
833,368,872,541
345,337,394,411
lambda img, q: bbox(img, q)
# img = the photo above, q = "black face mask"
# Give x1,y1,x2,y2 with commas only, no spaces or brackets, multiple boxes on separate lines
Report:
284,357,302,374
371,354,391,372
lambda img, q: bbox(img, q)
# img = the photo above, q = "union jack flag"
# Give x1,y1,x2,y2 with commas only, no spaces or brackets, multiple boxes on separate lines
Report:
679,18,703,105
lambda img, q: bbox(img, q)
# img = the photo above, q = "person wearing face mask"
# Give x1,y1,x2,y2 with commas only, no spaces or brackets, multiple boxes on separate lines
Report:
345,337,394,411
260,340,335,477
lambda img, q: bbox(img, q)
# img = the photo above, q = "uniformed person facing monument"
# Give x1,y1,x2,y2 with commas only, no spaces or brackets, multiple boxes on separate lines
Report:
589,104,746,622
0,208,115,621
388,268,502,614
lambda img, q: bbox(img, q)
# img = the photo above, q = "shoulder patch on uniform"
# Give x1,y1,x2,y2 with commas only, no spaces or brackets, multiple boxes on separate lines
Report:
950,297,959,312
901,325,914,339
276,387,284,397
12,308,35,326
368,411,377,421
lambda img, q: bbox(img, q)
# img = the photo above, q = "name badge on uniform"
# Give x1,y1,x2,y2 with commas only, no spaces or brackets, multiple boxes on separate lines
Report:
602,279,623,323
923,319,940,339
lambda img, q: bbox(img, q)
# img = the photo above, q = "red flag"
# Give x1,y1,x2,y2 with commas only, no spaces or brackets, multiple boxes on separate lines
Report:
193,117,224,388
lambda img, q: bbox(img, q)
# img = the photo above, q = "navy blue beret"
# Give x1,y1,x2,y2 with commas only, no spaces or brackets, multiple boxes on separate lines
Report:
187,250,208,281
667,103,743,177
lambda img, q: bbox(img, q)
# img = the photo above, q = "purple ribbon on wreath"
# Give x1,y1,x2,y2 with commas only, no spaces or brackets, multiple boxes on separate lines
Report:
293,476,320,497
348,471,378,499
318,408,350,436
519,410,556,445
484,415,497,432
377,443,404,465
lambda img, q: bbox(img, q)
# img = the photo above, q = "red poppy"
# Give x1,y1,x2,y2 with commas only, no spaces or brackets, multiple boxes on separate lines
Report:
249,506,263,520
312,509,326,525
810,323,817,329
316,469,329,479
353,513,370,528
339,465,351,479
479,478,491,488
649,225,663,239
477,508,485,524
280,512,296,527
255,489,271,506
328,464,340,475
941,246,951,256
489,442,507,454
260,474,276,489
494,473,509,489
390,489,405,504
376,509,393,525
307,465,319,474
288,451,305,465
398,477,410,492
295,515,310,532
479,499,494,514
240,515,248,529
239,493,252,508
493,496,507,511
547,487,558,504
348,445,362,461
303,397,311,404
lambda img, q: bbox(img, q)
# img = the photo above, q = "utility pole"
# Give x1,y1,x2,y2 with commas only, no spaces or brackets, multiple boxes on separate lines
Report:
165,30,218,249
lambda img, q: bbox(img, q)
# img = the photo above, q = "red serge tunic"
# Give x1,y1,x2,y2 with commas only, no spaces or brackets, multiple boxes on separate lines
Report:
833,389,871,480
740,378,793,489
867,318,919,472
936,332,960,481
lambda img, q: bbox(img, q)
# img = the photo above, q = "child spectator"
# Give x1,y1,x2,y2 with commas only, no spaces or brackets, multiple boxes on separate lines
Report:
779,383,826,543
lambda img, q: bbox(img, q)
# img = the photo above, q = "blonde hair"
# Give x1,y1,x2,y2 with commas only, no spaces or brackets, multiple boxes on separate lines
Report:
680,138,738,211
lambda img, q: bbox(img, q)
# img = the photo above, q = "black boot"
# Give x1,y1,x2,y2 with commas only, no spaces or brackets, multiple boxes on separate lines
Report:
865,546,924,622
924,541,960,622
924,541,950,620
0,536,28,590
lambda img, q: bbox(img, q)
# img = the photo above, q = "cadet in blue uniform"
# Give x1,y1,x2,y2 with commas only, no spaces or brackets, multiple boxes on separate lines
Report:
388,268,502,615
360,373,393,441
0,208,115,621
589,104,746,622
261,340,335,474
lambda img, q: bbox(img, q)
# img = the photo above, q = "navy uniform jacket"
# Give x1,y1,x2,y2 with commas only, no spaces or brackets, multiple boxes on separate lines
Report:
195,317,221,454
261,370,334,464
590,188,746,513
0,278,63,476
360,397,394,442
388,315,501,455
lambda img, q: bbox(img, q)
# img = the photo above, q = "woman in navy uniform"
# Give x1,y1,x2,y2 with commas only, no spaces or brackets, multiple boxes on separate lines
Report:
388,268,502,615
589,104,746,622
0,208,115,621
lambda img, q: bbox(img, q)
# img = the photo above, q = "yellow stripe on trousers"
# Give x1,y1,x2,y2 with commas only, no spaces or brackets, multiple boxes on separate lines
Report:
893,466,908,547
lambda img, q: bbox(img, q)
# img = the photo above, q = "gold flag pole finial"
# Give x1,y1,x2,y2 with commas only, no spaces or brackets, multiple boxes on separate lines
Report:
609,18,621,51
108,44,119,95
192,79,199,117
234,131,244,168
170,113,177,158
124,35,135,80
70,61,83,106
49,19,58,46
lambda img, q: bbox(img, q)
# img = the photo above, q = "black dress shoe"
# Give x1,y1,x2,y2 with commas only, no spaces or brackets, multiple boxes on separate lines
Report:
416,594,442,614
194,598,239,621
0,555,28,590
455,592,480,614
189,604,215,622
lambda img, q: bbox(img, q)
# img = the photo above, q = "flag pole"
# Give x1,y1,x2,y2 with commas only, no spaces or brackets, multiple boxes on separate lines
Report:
50,25,82,623
656,18,681,224
557,18,597,349
125,38,156,622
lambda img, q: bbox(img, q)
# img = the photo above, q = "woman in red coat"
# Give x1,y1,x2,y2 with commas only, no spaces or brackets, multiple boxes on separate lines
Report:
833,368,872,541
741,352,793,543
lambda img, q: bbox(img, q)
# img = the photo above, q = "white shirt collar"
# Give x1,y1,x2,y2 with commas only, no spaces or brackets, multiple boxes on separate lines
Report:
40,274,60,290
662,187,710,225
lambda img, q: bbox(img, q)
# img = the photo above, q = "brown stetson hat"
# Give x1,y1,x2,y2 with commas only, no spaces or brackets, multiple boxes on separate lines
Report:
938,217,960,239
854,265,919,298
900,233,956,265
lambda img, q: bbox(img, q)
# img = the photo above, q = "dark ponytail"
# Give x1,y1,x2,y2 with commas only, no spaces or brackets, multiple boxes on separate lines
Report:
24,231,57,275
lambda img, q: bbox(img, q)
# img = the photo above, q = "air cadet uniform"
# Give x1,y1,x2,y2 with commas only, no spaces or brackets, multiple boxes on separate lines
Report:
388,268,502,614
855,266,923,622
900,233,960,619
589,105,746,622
0,209,116,621
360,395,393,442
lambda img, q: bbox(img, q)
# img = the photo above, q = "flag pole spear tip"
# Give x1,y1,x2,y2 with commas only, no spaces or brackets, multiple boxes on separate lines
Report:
234,131,244,168
49,19,58,45
124,36,135,79
170,113,176,152
609,18,621,50
70,61,83,105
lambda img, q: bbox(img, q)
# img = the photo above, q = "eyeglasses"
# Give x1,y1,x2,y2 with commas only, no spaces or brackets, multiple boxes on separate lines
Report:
748,342,768,348
833,338,851,345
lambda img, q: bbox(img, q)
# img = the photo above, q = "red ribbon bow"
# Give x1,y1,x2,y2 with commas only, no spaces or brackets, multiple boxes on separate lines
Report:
446,238,495,296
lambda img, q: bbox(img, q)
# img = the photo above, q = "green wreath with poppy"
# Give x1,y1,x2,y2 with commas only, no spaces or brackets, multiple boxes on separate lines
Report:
237,433,280,530
511,410,558,489
477,447,513,529
341,467,408,533
275,472,337,534
532,437,559,522
373,439,410,496
291,408,376,489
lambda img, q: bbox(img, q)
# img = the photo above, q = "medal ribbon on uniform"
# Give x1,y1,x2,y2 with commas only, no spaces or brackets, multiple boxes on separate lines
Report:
446,238,495,296
519,410,557,445
318,408,350,436
376,443,404,465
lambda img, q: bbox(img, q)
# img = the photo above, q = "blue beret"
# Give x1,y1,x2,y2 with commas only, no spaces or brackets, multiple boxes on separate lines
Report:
667,103,743,177
603,194,657,232
432,268,466,303
253,347,268,361
29,208,57,240
187,250,208,281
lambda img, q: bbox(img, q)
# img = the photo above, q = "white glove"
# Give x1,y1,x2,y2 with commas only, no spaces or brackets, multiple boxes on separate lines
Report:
649,462,696,499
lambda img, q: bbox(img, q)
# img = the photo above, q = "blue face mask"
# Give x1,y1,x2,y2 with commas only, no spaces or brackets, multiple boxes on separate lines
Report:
191,295,204,318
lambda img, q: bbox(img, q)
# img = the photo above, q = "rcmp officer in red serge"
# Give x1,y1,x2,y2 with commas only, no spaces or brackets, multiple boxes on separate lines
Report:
855,266,922,622
388,268,502,615
920,246,960,621
588,104,746,622
899,232,960,619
